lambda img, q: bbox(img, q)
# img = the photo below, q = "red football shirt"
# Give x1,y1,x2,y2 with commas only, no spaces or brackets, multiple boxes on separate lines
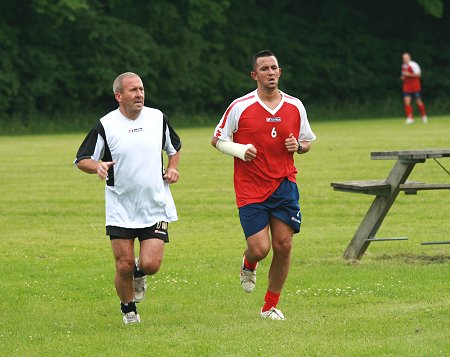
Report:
402,60,422,93
214,90,316,207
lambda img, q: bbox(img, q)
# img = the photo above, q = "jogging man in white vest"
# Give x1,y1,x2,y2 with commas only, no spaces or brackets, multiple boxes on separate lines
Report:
74,72,181,324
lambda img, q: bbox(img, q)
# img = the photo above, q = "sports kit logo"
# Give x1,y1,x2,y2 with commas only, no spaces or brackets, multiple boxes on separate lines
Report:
129,128,143,133
156,221,168,230
266,117,281,122
155,221,168,235
291,210,301,224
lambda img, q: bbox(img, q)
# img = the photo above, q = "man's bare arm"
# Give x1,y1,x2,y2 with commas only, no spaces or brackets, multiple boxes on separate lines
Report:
76,158,115,180
164,151,181,183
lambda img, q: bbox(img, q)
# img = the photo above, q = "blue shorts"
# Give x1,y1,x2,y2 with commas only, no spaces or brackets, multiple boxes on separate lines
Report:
403,91,422,98
238,178,301,238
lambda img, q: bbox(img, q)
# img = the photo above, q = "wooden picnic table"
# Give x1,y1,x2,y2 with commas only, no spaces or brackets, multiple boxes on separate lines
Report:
331,149,450,260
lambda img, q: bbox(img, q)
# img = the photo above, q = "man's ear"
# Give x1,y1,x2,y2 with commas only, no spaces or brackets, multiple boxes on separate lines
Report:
251,71,257,80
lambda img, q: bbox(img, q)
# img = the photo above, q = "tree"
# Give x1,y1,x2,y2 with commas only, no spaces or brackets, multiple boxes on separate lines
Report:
417,0,444,18
0,0,448,125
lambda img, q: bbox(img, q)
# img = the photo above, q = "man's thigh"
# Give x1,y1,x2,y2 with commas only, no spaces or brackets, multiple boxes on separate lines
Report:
139,238,165,263
110,238,135,261
246,225,271,256
270,216,294,249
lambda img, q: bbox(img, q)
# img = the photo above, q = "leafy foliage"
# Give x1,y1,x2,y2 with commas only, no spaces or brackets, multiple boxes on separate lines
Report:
0,0,448,124
418,0,444,18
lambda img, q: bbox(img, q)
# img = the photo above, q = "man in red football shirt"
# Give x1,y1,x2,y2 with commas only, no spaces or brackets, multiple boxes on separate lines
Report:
401,52,428,124
211,50,316,320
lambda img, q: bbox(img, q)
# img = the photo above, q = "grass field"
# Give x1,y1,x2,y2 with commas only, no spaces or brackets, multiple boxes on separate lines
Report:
0,115,449,356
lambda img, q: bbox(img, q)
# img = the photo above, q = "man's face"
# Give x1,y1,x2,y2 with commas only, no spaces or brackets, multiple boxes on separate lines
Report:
251,56,281,90
402,53,410,64
116,76,145,118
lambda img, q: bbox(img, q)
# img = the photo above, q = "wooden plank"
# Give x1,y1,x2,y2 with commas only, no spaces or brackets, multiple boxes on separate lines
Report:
400,183,450,195
330,180,390,195
331,180,388,189
371,149,450,160
330,180,437,196
400,183,450,190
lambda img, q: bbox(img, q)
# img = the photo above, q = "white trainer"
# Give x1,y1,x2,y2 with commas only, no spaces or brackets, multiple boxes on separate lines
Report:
123,311,141,324
422,116,428,123
260,307,285,320
133,258,147,303
405,117,414,125
240,256,257,293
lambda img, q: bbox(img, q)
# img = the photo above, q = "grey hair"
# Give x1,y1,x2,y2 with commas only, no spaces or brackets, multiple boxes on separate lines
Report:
112,72,139,94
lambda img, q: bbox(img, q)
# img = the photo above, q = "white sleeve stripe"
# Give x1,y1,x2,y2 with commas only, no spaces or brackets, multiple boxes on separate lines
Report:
164,126,178,156
410,61,421,75
92,134,105,161
292,100,316,142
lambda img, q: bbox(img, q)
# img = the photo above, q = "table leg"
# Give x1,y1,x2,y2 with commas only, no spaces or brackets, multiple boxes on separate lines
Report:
343,159,418,260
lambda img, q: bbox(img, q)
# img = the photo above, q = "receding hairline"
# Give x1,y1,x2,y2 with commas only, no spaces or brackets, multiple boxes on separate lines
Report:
251,50,279,71
112,72,140,94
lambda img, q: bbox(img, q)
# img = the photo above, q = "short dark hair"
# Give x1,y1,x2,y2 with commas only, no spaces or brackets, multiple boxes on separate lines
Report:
251,50,278,70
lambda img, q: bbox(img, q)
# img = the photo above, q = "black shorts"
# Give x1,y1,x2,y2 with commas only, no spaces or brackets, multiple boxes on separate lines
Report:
403,91,422,99
106,221,169,242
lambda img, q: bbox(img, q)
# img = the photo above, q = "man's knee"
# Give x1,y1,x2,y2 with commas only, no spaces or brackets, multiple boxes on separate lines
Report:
116,257,135,274
249,245,271,261
247,232,271,261
140,259,162,275
139,239,165,274
272,236,292,257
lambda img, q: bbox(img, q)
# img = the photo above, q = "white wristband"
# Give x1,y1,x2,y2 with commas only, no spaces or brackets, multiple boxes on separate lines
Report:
216,139,252,161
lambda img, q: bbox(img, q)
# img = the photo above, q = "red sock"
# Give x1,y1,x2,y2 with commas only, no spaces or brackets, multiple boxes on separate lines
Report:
262,290,280,312
404,104,413,118
243,256,257,270
417,103,426,117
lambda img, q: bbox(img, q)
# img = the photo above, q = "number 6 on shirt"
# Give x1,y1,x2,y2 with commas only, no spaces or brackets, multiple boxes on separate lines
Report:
271,127,277,138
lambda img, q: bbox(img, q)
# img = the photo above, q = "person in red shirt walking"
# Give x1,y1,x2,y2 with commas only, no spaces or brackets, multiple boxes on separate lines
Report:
211,50,316,320
401,52,428,124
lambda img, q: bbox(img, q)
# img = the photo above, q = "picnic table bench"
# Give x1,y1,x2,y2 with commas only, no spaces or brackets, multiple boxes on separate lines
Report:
331,149,450,260
331,180,450,196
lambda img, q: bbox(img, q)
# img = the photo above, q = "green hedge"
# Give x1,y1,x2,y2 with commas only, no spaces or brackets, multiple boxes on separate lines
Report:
0,0,448,132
